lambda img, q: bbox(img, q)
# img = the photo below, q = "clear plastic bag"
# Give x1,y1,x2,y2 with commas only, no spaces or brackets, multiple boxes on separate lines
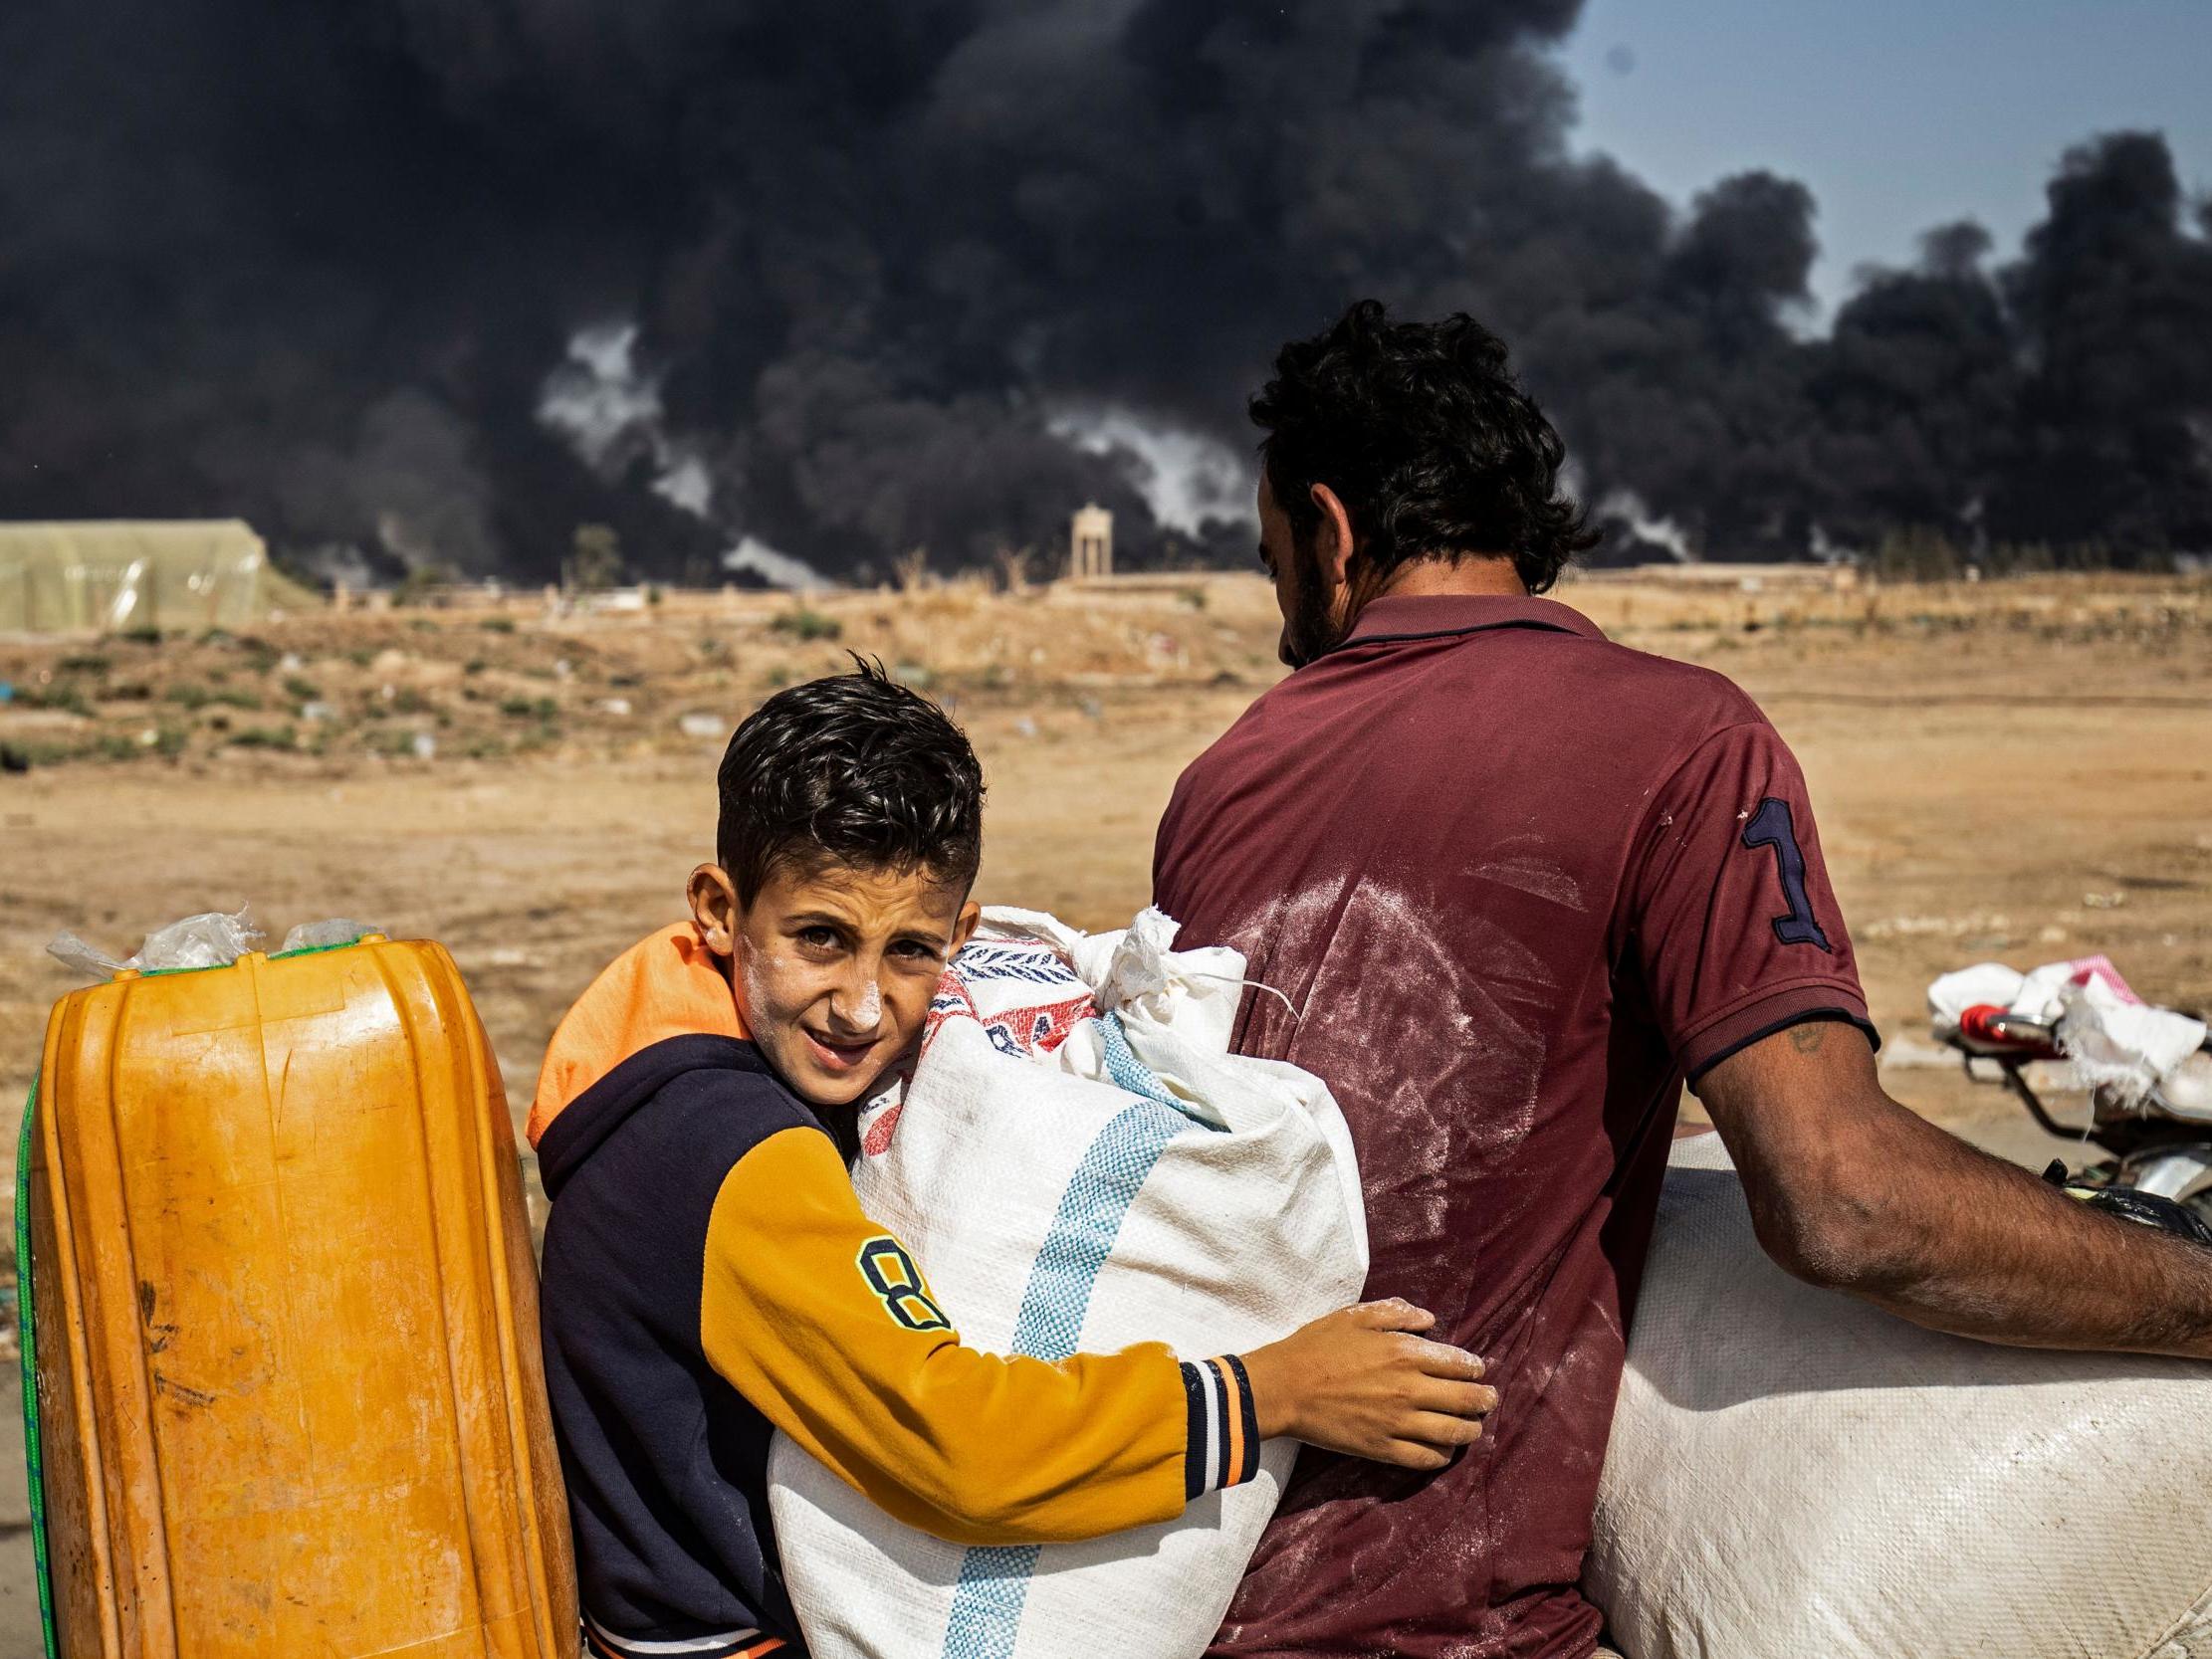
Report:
48,906,265,977
279,919,379,953
45,910,382,980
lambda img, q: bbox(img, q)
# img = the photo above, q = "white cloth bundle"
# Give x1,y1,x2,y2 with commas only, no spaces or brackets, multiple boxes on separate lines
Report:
769,907,1369,1659
1587,1134,2212,1659
1929,953,2208,1109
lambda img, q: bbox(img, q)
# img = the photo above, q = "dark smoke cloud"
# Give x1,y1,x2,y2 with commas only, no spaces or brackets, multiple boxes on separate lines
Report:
2,1,2208,579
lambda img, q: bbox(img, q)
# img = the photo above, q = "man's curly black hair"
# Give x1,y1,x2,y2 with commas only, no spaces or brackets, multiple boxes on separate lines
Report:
716,656,984,903
1251,300,1598,594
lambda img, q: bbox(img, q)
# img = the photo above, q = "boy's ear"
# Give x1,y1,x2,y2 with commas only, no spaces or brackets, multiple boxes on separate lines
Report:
688,864,743,954
950,899,982,957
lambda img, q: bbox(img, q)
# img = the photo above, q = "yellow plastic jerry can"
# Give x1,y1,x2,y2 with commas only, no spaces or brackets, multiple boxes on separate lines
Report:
24,933,576,1658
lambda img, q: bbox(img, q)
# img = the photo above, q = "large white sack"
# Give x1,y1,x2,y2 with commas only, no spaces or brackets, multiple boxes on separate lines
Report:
1588,1134,2212,1659
770,908,1369,1659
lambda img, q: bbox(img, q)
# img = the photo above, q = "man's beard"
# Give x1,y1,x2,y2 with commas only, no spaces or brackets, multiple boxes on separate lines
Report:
1278,539,1347,669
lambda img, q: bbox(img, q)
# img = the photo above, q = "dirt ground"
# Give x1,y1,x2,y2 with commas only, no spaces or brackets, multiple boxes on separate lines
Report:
0,567,2208,1639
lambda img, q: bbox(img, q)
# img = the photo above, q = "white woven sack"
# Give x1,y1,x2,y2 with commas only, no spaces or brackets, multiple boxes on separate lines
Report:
1588,1134,2212,1659
770,907,1369,1659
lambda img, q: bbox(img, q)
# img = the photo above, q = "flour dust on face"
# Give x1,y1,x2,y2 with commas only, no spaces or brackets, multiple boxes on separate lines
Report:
692,859,979,1108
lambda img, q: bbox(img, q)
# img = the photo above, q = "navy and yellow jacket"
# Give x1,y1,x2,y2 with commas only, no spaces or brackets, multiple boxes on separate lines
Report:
533,924,1262,1659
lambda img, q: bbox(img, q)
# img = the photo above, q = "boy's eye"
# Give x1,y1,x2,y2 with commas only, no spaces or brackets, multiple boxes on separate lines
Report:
796,926,841,950
890,939,943,963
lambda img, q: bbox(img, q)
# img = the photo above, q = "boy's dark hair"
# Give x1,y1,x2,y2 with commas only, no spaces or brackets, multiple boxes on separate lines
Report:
1250,300,1599,594
716,658,984,903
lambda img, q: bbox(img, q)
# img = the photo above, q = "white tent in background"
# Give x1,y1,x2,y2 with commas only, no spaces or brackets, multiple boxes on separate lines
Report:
0,520,316,634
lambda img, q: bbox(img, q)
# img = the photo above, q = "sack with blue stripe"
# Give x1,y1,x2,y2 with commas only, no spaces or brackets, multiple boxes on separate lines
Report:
768,907,1370,1659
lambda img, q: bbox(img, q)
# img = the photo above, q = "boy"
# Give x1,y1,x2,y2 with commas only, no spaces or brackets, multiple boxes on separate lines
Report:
531,662,1493,1659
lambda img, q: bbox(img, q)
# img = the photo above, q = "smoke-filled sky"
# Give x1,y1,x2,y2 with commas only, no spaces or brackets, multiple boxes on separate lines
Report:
2,0,2208,581
1563,0,2212,314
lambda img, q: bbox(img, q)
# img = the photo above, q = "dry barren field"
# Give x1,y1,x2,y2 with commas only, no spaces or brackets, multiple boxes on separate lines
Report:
6,568,2207,1153
0,568,2208,1633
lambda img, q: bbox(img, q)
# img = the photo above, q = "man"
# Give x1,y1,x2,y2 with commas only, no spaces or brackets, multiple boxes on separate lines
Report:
1152,299,2212,1659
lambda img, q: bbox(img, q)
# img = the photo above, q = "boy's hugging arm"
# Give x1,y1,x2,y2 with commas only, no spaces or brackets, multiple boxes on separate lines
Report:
699,1125,1259,1548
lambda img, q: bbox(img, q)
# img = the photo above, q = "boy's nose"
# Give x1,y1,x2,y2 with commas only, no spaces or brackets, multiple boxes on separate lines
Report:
829,978,885,1032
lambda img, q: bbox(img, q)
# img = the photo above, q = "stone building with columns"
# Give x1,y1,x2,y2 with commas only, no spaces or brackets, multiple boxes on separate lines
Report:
1068,504,1113,580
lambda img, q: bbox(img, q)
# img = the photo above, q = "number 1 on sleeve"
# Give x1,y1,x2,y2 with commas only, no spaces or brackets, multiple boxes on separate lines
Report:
1741,797,1832,950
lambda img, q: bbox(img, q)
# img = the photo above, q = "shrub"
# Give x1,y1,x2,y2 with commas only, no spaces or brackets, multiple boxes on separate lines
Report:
164,684,263,712
568,523,624,592
227,725,297,750
392,563,457,606
769,607,841,642
22,682,94,717
283,676,322,703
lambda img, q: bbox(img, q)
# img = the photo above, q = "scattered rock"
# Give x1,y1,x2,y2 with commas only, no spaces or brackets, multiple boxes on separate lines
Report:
1877,1036,1955,1072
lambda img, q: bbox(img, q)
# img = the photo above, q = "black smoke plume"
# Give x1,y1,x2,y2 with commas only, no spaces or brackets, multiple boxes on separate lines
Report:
2,1,2207,580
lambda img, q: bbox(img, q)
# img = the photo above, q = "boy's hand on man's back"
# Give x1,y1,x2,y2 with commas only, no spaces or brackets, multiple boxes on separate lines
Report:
1242,1298,1495,1470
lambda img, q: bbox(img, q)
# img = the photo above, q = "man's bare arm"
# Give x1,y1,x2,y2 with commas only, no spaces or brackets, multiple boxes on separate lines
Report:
1697,1019,2212,1360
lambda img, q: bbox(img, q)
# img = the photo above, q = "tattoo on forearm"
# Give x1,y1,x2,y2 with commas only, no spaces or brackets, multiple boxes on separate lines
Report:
1789,1022,1827,1054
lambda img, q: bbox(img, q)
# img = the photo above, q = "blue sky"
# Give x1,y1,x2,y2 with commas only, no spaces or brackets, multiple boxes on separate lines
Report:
1556,0,2212,316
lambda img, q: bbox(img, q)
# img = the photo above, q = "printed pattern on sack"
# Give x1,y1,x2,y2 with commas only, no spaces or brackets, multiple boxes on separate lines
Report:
939,1013,1191,1659
930,939,1097,1061
860,1101,904,1159
951,942,1087,988
980,994,1094,1060
923,972,982,1049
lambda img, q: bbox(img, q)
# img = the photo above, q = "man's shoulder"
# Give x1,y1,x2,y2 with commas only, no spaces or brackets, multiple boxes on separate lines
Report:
1561,633,1773,734
1237,623,1773,751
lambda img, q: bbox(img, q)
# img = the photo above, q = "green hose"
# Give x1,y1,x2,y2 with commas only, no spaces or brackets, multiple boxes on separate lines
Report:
16,1079,57,1659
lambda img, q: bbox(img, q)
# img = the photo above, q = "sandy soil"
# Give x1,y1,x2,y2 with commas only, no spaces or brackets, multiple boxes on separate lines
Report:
0,568,2207,1634
8,569,2205,1146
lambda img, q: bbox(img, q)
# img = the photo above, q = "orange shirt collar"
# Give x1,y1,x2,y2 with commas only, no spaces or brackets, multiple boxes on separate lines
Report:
528,922,748,1147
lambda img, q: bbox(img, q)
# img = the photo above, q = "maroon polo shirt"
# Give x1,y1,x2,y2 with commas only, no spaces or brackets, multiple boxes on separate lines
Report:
1153,593,1874,1659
